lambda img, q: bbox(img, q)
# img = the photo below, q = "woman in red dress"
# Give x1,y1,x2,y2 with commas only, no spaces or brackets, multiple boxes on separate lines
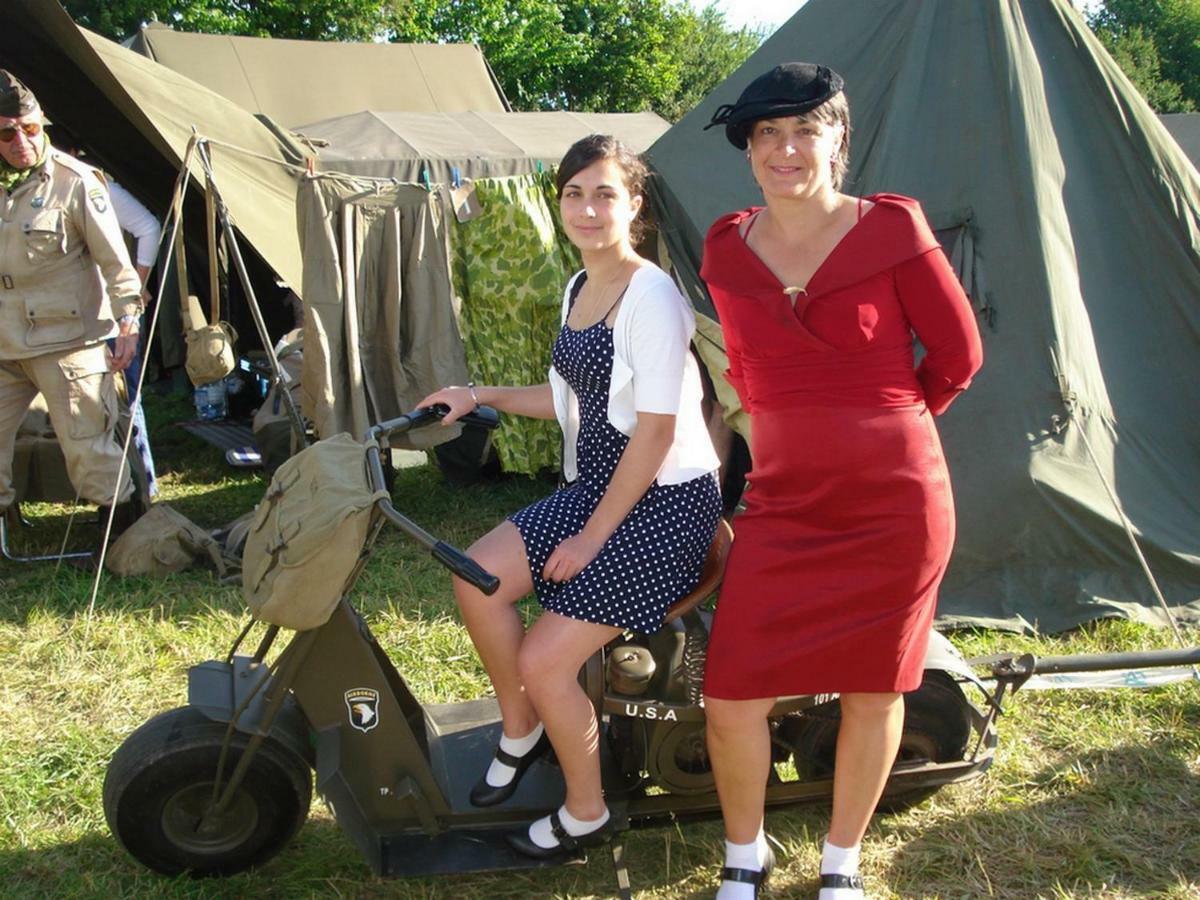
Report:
699,64,983,898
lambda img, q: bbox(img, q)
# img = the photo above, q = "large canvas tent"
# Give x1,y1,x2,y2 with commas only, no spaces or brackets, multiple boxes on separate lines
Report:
0,0,309,292
649,0,1200,632
126,23,509,127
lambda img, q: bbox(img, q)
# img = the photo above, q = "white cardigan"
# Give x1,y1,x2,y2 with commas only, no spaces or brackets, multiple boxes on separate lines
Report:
550,266,720,485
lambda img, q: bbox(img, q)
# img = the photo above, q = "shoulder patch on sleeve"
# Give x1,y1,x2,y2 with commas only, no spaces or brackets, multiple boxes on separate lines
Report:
88,186,109,214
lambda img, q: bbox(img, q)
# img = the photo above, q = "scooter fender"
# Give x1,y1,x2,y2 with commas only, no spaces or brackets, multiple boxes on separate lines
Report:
187,656,315,767
923,629,989,693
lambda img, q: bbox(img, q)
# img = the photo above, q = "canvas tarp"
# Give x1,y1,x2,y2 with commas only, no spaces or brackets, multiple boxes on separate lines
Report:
648,0,1200,632
300,110,669,185
297,175,469,448
127,23,509,127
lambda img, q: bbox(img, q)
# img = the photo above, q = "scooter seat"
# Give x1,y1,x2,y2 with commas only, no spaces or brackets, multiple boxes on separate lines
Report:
662,518,733,624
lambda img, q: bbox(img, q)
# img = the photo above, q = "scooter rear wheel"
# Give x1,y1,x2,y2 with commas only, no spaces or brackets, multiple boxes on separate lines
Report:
787,671,974,813
103,706,312,876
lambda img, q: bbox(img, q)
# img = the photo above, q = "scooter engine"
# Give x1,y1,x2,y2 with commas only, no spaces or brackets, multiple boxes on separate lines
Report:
606,631,717,795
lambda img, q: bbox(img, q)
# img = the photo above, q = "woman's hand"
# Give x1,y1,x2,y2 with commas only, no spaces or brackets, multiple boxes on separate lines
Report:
542,532,604,583
416,385,477,425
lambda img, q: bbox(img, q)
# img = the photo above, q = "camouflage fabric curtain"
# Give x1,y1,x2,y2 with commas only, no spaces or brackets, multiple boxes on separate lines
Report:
452,172,580,476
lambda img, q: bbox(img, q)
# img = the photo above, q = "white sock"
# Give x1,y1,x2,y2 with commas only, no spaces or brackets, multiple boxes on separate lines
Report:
528,803,610,849
716,828,768,900
818,839,863,899
485,722,544,788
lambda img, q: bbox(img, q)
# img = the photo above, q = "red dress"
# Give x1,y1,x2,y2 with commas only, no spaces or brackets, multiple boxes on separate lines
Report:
701,194,983,699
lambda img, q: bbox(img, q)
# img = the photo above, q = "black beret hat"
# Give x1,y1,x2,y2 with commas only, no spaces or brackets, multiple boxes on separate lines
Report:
0,70,38,119
705,62,844,150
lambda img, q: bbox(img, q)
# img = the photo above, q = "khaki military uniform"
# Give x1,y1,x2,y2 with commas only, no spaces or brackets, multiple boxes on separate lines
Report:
0,147,143,510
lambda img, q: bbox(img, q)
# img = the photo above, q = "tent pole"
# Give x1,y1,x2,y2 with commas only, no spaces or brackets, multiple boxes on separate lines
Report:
86,135,200,624
195,137,308,451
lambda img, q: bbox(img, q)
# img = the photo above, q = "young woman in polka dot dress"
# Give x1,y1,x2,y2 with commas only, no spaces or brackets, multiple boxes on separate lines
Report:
420,134,721,858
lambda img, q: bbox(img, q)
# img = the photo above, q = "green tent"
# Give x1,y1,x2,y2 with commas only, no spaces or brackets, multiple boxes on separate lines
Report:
648,0,1200,632
0,2,520,296
125,22,510,127
0,0,309,292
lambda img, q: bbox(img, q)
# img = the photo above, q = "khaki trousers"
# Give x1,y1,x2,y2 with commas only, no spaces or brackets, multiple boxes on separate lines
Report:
0,344,133,510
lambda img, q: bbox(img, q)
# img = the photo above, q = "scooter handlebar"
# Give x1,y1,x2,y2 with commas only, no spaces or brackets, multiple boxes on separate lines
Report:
367,404,500,443
363,404,502,595
431,541,500,595
441,403,501,431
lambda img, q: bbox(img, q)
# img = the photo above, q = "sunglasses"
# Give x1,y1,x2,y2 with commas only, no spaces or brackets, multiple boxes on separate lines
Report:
0,121,42,143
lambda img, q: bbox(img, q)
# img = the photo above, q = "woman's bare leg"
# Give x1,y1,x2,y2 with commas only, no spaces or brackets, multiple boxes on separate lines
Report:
518,611,621,819
452,521,537,737
828,691,904,846
704,696,777,842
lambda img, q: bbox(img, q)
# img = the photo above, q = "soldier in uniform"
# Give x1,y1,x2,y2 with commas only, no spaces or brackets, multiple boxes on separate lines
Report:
0,70,144,536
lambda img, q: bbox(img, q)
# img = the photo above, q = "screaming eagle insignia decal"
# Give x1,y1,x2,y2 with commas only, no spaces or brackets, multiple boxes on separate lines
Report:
345,687,380,733
88,187,108,214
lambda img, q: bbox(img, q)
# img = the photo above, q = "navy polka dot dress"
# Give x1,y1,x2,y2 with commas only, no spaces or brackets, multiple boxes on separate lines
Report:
510,284,722,634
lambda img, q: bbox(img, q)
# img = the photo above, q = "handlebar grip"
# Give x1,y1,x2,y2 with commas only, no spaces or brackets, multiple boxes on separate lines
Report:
431,541,500,595
369,405,500,444
460,405,500,430
427,403,500,430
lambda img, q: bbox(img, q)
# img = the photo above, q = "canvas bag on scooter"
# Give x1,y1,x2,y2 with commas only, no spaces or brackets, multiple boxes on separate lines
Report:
242,433,388,630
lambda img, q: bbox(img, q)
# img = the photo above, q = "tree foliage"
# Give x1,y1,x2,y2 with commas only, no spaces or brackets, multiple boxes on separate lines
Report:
1088,0,1200,112
393,0,763,118
63,0,406,41
648,3,764,122
65,0,763,121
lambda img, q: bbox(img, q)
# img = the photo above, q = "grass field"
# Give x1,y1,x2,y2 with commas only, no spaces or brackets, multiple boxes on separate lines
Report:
1,403,1197,898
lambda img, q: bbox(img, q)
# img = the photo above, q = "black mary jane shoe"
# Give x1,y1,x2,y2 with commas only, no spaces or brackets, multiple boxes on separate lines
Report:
720,845,776,896
468,730,551,807
818,872,865,894
506,809,616,861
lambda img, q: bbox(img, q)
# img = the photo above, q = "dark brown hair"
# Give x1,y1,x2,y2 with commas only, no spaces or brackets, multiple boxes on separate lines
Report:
800,90,852,190
555,133,649,199
555,134,650,244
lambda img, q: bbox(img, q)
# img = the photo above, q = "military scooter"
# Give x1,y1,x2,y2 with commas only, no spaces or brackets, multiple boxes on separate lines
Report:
103,406,998,891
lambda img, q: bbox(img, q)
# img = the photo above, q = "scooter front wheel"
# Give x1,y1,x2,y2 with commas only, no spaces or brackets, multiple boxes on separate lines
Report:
103,706,312,876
